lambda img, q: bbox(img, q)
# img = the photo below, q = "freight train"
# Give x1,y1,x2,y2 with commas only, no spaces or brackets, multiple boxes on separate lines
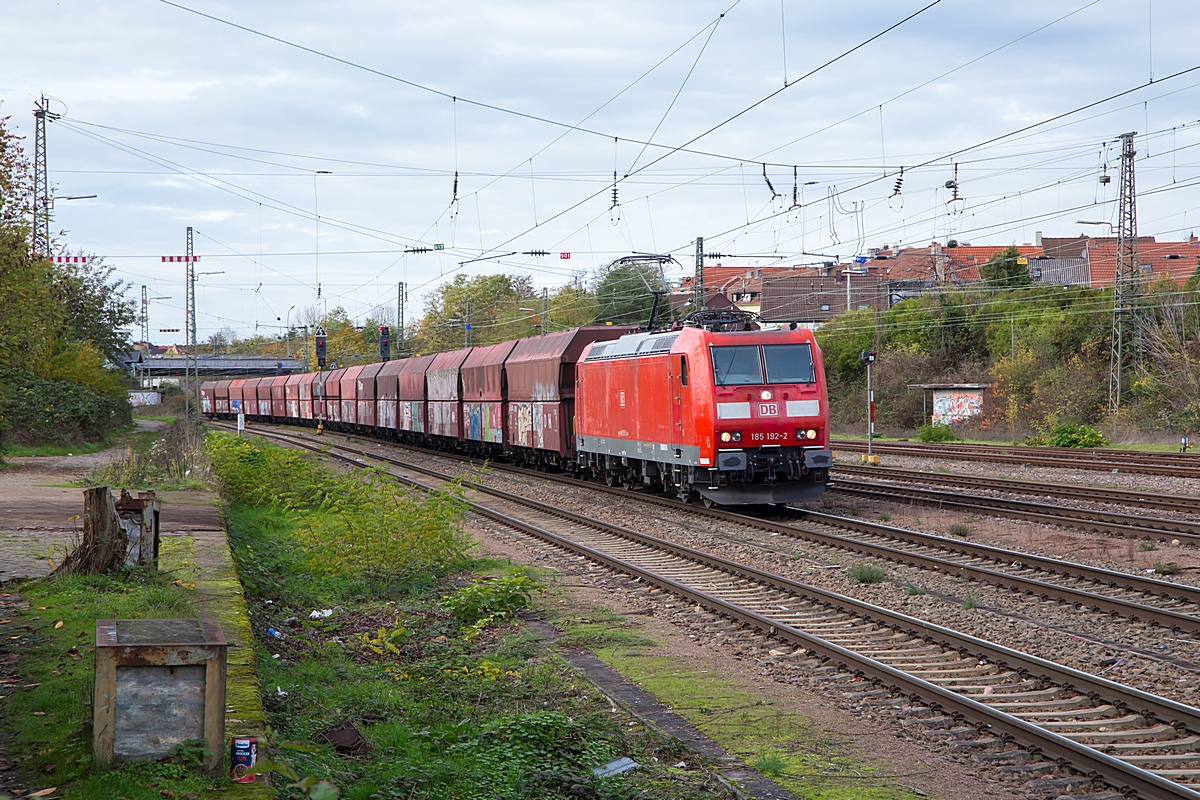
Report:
200,321,832,506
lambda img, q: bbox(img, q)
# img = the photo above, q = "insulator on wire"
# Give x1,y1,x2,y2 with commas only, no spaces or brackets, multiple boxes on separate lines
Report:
611,171,619,209
891,167,904,197
762,163,779,200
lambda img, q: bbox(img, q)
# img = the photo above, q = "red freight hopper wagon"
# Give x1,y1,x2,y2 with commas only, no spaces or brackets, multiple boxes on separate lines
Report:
397,354,437,439
270,375,289,419
426,348,472,442
461,340,517,454
356,363,385,429
505,326,627,468
298,372,318,421
228,378,248,416
324,368,344,423
214,380,231,416
376,359,406,431
311,371,328,421
338,365,366,426
575,325,832,506
285,374,304,419
199,381,215,416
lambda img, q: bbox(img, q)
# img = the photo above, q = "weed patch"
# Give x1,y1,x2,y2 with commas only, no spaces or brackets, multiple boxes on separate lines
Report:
848,561,886,584
946,523,971,537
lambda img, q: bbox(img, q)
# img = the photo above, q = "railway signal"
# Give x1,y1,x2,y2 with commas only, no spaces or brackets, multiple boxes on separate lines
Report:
861,351,878,464
315,326,327,369
378,326,390,362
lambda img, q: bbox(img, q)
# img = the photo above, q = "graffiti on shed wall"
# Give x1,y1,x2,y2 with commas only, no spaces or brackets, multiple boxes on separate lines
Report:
932,390,982,424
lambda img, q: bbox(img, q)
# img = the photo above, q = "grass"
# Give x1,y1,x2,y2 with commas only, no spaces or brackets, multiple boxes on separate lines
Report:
133,414,176,424
1,566,207,800
562,609,927,800
946,523,972,537
961,592,981,610
847,562,887,585
1139,539,1160,552
1155,561,1183,576
211,433,735,800
903,583,926,596
876,513,891,523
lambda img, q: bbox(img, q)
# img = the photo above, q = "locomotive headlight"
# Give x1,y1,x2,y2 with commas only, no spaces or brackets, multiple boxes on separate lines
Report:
805,428,818,440
760,389,773,401
732,431,742,442
720,431,732,443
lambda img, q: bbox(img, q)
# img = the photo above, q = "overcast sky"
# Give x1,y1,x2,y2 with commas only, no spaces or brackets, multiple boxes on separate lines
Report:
5,0,1200,342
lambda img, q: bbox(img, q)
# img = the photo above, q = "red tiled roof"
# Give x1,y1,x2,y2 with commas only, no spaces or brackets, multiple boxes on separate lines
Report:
1086,240,1200,287
945,245,1043,282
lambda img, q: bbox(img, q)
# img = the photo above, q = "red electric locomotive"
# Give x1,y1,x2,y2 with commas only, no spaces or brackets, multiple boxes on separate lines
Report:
575,324,831,505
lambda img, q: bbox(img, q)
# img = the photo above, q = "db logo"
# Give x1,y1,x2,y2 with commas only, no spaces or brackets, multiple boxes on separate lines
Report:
758,403,778,416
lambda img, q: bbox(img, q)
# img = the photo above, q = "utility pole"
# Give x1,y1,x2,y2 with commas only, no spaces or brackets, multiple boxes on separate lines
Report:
32,96,59,259
397,281,405,358
694,236,704,311
301,325,310,371
1108,132,1141,411
186,226,198,416
140,285,149,349
540,287,549,335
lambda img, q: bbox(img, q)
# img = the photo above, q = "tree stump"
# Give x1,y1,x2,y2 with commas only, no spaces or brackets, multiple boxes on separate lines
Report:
53,486,127,576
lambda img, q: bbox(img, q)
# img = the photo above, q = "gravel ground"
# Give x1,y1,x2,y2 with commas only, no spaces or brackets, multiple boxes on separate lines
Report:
470,514,1026,800
850,452,1200,498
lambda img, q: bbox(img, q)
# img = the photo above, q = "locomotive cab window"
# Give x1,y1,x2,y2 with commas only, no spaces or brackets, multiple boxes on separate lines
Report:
763,344,815,384
680,356,688,386
711,346,763,385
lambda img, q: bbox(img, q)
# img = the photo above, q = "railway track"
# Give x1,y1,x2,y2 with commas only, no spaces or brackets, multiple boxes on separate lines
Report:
828,477,1200,543
233,422,1200,634
220,421,1200,797
833,465,1200,515
831,440,1200,478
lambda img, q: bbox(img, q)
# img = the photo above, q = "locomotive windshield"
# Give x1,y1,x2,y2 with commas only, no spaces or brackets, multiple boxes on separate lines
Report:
712,343,815,385
711,346,764,385
763,344,815,384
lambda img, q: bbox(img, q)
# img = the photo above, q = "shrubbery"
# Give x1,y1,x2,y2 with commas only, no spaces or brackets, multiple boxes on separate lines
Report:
207,432,472,585
916,422,958,442
0,368,131,446
1047,423,1108,448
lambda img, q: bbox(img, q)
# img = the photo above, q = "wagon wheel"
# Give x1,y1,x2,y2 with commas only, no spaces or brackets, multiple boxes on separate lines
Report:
604,473,617,487
702,497,716,509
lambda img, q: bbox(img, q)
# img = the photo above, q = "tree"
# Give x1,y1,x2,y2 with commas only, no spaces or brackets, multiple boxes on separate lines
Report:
593,259,667,326
411,273,538,354
980,246,1031,289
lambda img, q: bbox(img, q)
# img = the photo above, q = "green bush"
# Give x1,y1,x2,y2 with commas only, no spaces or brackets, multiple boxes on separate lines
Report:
1047,423,1108,448
442,571,544,625
916,423,958,442
0,368,131,446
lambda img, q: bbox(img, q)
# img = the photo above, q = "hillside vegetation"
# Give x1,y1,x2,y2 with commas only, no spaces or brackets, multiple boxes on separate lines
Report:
816,253,1200,442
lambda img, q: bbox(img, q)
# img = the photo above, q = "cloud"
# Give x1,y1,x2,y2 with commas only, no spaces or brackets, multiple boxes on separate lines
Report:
2,0,1199,340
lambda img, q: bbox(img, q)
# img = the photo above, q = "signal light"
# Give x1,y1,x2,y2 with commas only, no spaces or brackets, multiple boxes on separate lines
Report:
379,325,390,362
315,326,327,368
719,431,743,443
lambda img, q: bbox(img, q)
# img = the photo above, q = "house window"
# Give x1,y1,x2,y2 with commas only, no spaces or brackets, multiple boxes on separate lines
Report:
820,304,831,312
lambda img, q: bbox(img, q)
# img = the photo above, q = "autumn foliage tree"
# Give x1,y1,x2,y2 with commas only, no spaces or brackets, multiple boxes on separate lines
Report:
0,111,134,449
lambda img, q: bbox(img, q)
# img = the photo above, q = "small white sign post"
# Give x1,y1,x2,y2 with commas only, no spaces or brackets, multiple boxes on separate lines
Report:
237,413,245,436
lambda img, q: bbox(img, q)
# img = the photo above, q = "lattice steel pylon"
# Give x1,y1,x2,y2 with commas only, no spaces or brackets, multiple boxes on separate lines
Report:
32,96,59,259
1108,132,1141,411
186,226,199,416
